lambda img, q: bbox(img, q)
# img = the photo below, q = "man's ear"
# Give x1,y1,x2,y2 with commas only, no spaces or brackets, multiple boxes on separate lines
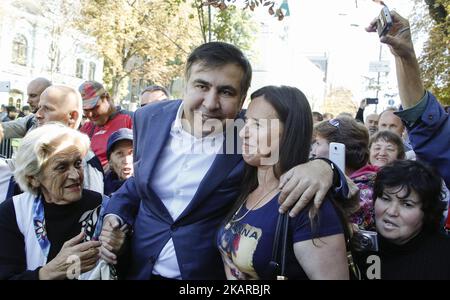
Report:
68,110,79,129
28,175,40,189
104,94,112,104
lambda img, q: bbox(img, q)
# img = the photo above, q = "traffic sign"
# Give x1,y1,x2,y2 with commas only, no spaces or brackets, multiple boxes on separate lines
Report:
369,61,390,73
0,81,10,92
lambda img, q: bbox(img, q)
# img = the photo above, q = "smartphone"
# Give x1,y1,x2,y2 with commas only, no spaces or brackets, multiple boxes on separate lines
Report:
366,98,379,105
377,6,393,37
329,142,346,173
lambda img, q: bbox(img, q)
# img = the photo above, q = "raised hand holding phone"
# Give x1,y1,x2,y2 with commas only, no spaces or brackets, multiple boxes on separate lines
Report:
365,98,379,105
376,4,393,37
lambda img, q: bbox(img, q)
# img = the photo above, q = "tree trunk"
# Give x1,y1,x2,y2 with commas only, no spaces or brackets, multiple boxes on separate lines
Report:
111,77,124,105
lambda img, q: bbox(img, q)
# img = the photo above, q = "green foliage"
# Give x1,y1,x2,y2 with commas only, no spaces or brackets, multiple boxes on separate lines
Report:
205,0,286,20
211,6,257,53
75,0,201,101
192,0,258,58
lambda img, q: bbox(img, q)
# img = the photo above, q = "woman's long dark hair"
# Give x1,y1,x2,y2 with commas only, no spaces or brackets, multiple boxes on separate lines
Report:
224,86,313,223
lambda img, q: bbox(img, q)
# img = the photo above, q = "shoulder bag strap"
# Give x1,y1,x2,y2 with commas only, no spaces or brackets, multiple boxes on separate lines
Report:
270,212,289,280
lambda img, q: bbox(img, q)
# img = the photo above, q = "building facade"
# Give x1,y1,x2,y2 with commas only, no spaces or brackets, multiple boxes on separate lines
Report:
0,0,103,108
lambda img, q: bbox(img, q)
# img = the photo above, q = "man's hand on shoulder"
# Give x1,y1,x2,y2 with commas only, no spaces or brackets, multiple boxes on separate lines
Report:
278,159,333,217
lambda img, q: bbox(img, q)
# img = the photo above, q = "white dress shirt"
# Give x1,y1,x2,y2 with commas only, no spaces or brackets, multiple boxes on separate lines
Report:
151,103,223,279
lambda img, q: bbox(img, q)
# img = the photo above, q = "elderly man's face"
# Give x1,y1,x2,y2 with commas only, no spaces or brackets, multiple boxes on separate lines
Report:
27,81,48,112
109,140,133,180
37,142,84,205
378,111,404,137
365,114,379,136
36,89,71,127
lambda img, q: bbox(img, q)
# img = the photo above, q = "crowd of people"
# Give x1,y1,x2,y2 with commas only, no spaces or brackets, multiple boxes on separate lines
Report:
0,11,449,280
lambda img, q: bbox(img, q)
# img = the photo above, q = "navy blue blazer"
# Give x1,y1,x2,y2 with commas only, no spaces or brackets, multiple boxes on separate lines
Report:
105,100,245,279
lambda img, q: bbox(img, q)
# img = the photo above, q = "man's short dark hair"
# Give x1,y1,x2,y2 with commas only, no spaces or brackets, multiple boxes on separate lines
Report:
373,160,446,233
141,85,170,98
185,42,252,100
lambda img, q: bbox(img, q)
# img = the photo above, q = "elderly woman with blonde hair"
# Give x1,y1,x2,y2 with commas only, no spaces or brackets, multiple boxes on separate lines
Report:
0,123,124,280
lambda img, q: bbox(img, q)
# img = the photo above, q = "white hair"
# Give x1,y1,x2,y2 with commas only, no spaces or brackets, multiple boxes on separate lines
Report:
14,123,90,195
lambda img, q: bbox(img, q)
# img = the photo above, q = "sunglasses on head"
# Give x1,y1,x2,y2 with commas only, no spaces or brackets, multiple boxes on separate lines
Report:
328,119,340,127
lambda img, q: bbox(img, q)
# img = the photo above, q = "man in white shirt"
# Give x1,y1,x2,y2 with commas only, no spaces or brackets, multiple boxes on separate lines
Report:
100,42,347,279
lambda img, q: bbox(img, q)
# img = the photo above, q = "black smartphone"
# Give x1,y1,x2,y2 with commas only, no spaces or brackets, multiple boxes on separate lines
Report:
377,6,393,37
366,98,379,105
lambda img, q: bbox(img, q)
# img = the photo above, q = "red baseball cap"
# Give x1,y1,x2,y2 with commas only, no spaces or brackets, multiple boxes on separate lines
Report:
79,81,107,109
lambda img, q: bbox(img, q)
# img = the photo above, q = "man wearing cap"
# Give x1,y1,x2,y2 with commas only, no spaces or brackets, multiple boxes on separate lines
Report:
79,81,133,169
104,128,134,196
140,85,170,107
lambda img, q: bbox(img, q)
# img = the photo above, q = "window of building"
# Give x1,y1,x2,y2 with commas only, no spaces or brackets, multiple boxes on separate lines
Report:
88,62,96,80
48,45,61,73
75,58,84,78
55,50,61,73
11,34,28,66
